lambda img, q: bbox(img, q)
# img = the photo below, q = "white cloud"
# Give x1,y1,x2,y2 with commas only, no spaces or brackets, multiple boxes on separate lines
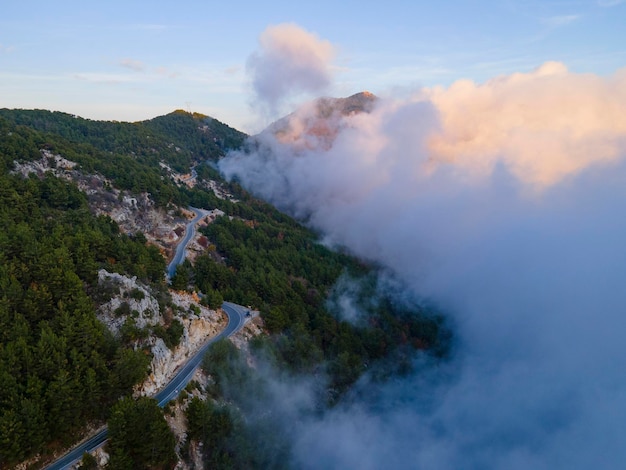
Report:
247,23,336,117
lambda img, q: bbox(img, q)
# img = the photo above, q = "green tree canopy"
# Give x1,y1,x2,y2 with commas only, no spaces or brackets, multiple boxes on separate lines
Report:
107,397,176,470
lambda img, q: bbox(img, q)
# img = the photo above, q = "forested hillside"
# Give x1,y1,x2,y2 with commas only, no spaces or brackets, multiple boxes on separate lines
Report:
0,109,448,469
0,109,245,171
0,123,164,466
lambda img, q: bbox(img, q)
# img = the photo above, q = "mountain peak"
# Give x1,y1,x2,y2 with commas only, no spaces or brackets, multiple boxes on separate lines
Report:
266,91,378,151
314,91,378,118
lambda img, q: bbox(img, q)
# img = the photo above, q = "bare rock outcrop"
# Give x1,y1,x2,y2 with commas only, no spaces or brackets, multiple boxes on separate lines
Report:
96,269,162,335
94,271,226,399
135,291,226,397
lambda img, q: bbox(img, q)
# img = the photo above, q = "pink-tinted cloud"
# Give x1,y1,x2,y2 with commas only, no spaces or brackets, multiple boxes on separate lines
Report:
233,61,626,195
247,23,335,116
426,61,626,187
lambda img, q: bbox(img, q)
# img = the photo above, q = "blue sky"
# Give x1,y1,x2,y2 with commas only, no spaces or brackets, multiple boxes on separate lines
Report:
1,0,624,131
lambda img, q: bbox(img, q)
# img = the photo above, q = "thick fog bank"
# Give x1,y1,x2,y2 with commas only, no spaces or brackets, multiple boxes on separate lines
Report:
220,63,626,469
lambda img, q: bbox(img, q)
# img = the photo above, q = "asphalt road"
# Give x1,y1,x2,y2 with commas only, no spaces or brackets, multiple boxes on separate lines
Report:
167,207,206,279
46,205,242,469
155,302,247,407
44,302,249,470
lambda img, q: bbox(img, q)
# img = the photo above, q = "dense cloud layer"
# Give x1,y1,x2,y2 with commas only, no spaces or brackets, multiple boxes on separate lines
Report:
247,23,335,117
220,63,626,468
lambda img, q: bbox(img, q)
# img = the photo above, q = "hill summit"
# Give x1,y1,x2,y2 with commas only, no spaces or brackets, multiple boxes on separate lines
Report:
267,91,378,151
312,91,378,118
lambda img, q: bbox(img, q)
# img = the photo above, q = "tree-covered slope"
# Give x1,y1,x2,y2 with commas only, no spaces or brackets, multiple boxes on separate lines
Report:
0,108,448,469
0,108,246,172
0,161,164,468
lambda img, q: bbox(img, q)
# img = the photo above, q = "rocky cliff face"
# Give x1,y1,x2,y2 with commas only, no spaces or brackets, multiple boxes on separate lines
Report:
159,314,266,470
103,283,264,469
96,269,162,334
95,270,226,398
137,291,226,396
13,150,191,262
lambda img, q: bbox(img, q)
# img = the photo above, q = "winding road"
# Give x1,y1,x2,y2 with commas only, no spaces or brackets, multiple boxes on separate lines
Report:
167,206,206,279
45,209,247,470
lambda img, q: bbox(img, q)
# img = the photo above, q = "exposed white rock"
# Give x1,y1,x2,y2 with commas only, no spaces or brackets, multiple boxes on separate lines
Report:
186,441,205,470
96,271,226,397
12,150,78,179
135,291,226,397
93,447,110,468
205,179,238,202
122,195,138,207
230,313,263,350
140,337,174,395
229,313,264,369
96,269,162,335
